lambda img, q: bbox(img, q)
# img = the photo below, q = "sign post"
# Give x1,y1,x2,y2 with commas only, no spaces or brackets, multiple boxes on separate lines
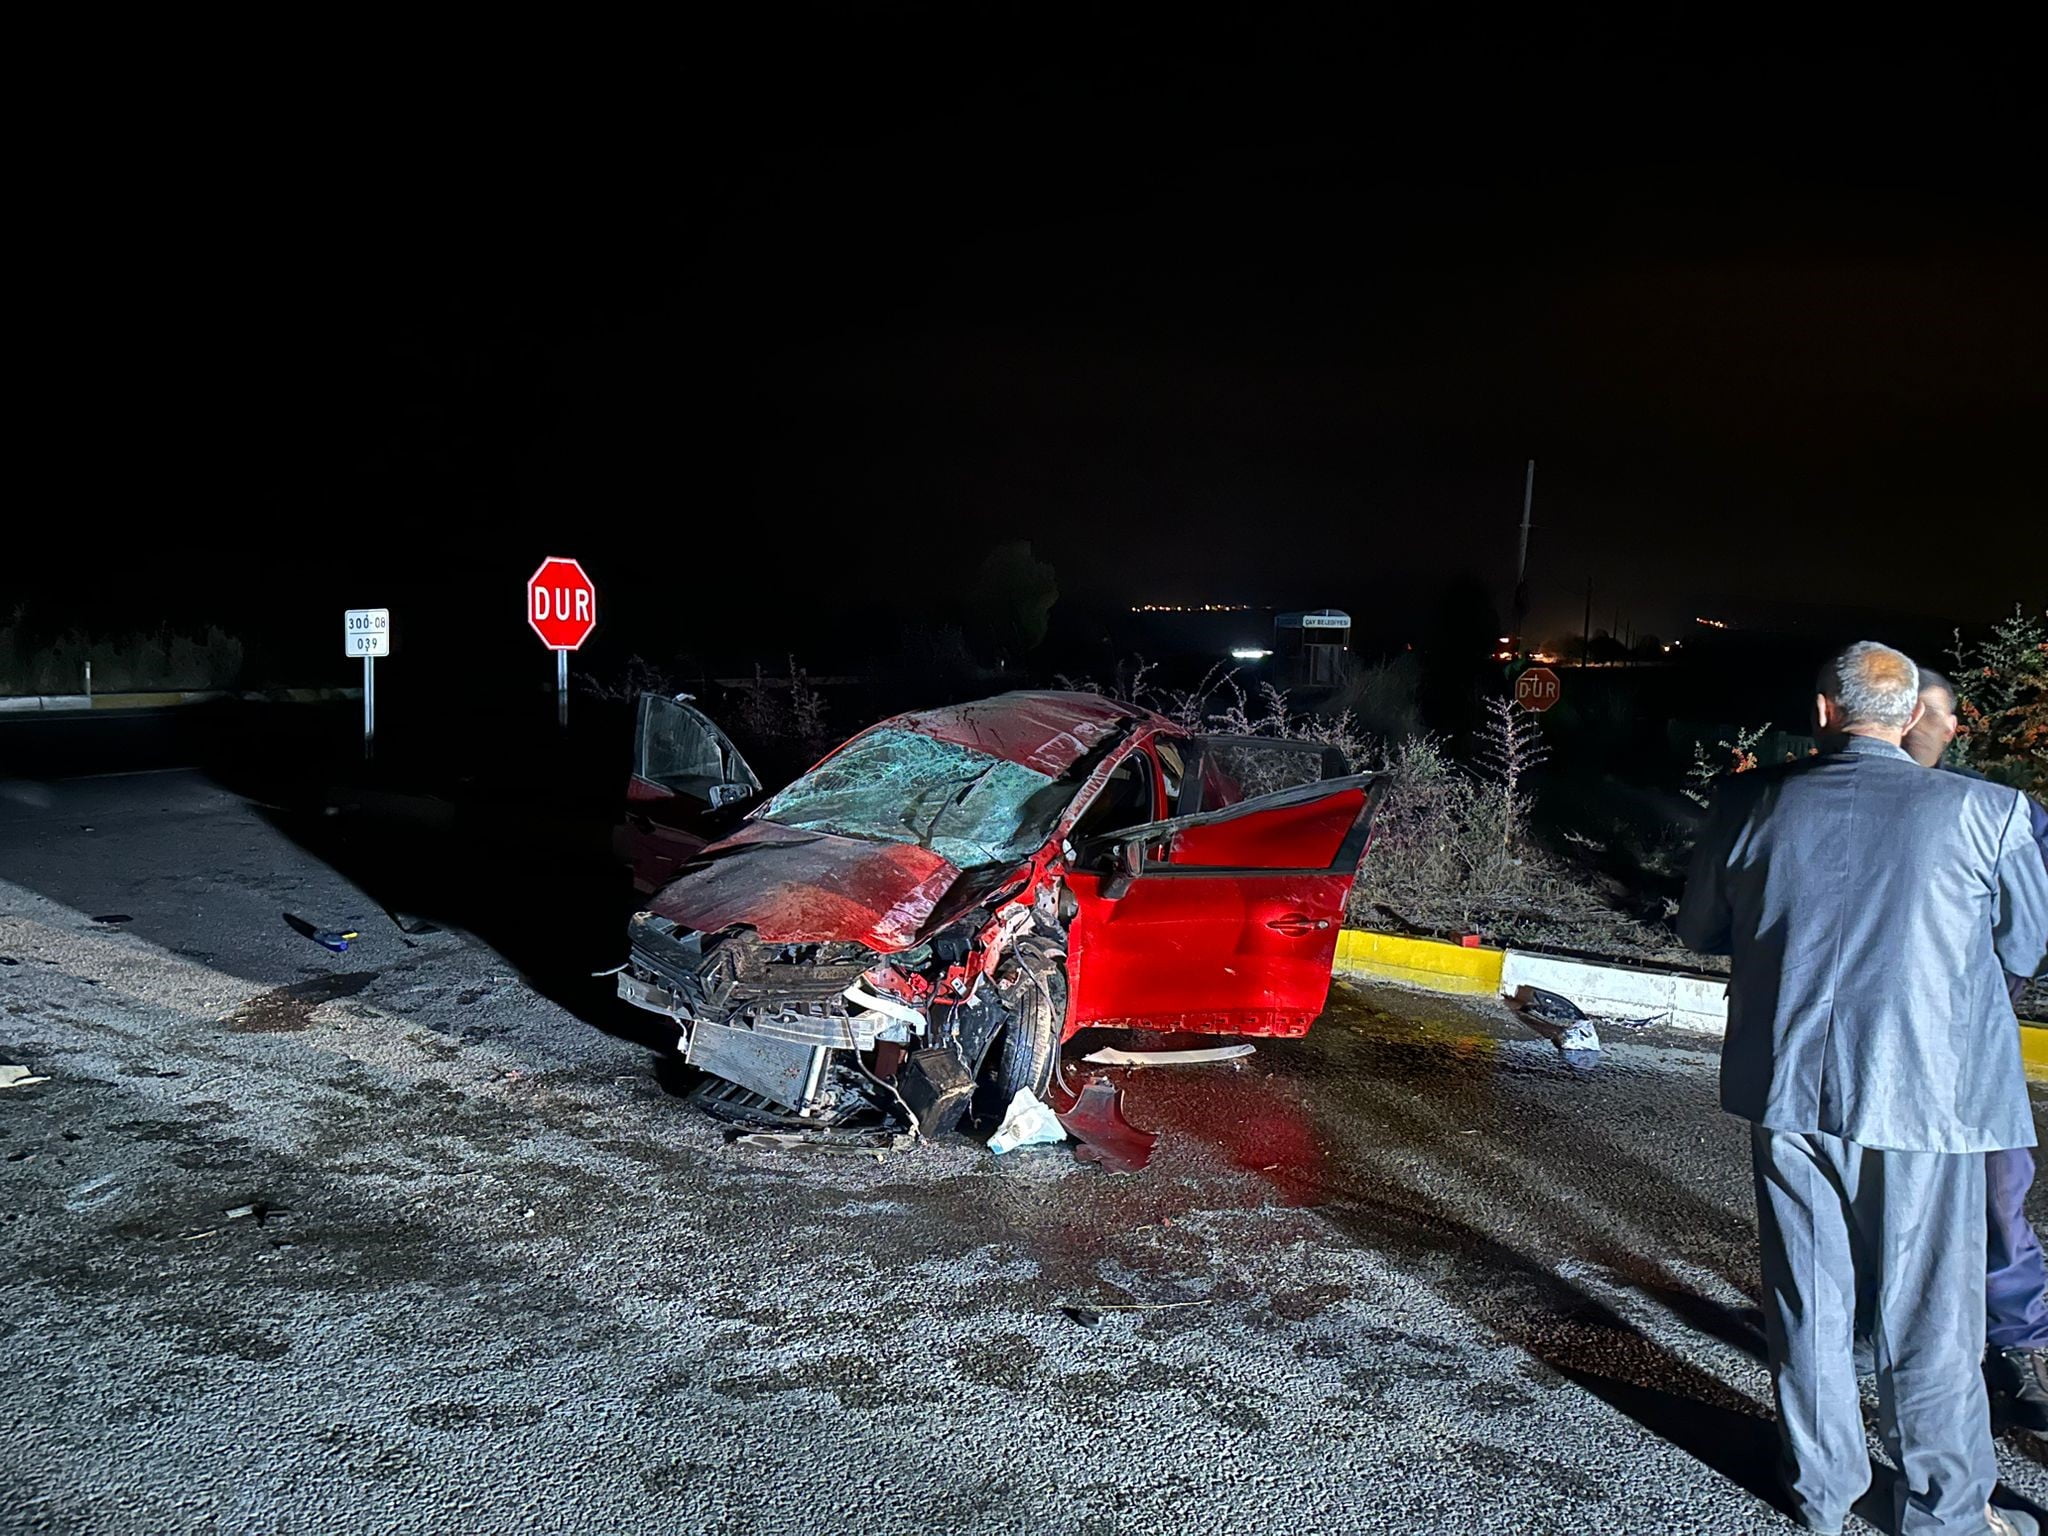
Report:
1514,664,1561,714
344,608,391,756
526,557,597,727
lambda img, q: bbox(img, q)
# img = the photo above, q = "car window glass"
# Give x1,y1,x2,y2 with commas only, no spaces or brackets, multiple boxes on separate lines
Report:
756,727,1070,870
1198,738,1334,802
641,698,754,796
1070,756,1158,843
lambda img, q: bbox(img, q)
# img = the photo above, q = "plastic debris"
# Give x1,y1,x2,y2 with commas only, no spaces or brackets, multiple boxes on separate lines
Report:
0,956,18,966
1508,985,1601,1053
988,1087,1067,1154
1060,1306,1101,1327
0,1065,51,1089
1059,1078,1158,1174
282,912,359,953
90,913,133,926
1081,1043,1255,1069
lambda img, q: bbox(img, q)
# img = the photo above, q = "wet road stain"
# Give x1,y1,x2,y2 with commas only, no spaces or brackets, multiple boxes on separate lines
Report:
222,971,377,1033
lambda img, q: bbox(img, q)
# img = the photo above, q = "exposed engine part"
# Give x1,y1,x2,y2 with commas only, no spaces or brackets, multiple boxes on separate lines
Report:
623,897,1073,1128
896,1048,976,1133
686,1022,828,1112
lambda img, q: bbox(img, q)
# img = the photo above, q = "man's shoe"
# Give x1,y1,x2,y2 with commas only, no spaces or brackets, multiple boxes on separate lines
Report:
1986,1346,2048,1434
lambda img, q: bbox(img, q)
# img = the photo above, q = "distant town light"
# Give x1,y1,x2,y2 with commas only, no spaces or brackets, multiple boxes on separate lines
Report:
1130,603,1254,613
1229,647,1273,660
1694,616,1729,630
1497,636,1512,644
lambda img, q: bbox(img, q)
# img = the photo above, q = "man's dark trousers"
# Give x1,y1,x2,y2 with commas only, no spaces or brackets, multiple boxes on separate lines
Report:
1988,1146,2048,1352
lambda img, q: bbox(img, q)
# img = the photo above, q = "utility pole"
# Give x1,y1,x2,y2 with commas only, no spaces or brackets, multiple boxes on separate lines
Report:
1582,576,1592,666
1511,459,1535,651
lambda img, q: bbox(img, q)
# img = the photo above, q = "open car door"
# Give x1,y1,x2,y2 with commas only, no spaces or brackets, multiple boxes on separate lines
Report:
623,694,762,893
1064,765,1384,1038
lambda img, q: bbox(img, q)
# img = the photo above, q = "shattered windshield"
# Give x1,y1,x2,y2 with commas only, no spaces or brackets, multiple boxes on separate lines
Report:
755,727,1073,869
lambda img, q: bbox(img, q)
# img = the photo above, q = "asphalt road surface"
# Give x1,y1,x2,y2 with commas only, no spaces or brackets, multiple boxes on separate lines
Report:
3,769,2044,1535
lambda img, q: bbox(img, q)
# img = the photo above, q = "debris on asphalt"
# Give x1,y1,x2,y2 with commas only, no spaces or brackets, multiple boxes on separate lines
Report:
1507,985,1601,1053
90,913,133,926
725,1127,909,1155
988,1088,1066,1154
387,910,441,936
1059,1078,1158,1174
1,1065,51,1089
224,1202,282,1224
1059,1298,1211,1323
0,956,19,966
1081,1043,1256,1069
283,912,360,953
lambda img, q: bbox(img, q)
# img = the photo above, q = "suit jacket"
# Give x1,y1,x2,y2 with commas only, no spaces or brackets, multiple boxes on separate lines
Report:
1678,735,2048,1152
1946,762,2048,1006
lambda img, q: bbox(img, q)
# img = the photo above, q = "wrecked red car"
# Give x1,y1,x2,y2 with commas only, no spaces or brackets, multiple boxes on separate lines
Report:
617,690,1383,1132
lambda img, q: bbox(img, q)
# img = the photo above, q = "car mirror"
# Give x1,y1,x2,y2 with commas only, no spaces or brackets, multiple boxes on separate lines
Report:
1100,840,1145,901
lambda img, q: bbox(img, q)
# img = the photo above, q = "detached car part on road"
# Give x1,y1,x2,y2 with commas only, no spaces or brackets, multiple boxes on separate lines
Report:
617,691,1383,1133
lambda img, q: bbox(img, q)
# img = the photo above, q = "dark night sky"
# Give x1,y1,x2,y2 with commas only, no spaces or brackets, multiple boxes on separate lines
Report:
16,14,2044,681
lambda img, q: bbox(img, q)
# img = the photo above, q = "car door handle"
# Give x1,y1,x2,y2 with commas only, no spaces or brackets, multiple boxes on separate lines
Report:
1265,914,1329,936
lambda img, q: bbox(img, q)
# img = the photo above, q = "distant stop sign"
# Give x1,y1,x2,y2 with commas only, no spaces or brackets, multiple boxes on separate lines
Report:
1515,665,1562,713
527,557,597,650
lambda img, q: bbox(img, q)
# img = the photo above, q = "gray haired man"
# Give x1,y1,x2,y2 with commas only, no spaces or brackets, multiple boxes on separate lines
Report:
1679,641,2048,1536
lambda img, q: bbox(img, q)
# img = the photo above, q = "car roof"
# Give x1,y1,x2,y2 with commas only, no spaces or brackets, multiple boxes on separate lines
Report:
886,690,1177,777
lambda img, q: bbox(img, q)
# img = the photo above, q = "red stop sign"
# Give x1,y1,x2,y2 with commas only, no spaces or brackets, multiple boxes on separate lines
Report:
1515,665,1562,713
527,557,597,651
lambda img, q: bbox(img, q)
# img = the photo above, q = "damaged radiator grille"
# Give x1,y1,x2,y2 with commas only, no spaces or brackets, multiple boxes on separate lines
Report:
626,914,887,1043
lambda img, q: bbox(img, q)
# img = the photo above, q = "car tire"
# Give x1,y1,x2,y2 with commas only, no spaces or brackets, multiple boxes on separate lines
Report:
996,966,1066,1102
969,954,1068,1134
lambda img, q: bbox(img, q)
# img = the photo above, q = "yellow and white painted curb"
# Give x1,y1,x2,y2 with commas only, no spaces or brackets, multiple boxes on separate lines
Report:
1332,929,1504,997
1333,927,2048,1084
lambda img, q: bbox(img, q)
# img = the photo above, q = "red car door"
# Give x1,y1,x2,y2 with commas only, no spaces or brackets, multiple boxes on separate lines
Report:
1064,774,1382,1038
622,694,762,894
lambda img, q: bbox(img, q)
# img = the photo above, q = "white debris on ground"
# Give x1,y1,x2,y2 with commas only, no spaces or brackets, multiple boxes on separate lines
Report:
1081,1043,1256,1068
986,1087,1066,1153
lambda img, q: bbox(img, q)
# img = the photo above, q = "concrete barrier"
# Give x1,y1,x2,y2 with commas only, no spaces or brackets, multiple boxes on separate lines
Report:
1333,925,2048,1082
1499,950,1728,1034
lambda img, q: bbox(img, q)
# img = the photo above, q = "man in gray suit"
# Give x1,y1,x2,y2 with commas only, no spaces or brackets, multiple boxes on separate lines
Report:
1679,641,2048,1536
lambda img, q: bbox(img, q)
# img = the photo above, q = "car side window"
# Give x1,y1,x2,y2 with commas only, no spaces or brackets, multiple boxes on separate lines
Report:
1155,739,1185,807
1070,754,1159,845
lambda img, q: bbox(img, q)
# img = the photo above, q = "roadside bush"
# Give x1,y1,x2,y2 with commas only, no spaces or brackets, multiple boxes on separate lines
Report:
733,657,834,759
1067,656,1683,959
1951,606,2048,793
1682,721,1773,807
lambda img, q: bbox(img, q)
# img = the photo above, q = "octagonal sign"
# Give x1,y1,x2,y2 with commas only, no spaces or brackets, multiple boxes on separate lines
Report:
1514,665,1562,713
527,556,597,651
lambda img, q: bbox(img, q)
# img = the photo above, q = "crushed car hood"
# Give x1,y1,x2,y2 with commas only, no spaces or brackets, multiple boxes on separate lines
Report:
647,820,966,952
